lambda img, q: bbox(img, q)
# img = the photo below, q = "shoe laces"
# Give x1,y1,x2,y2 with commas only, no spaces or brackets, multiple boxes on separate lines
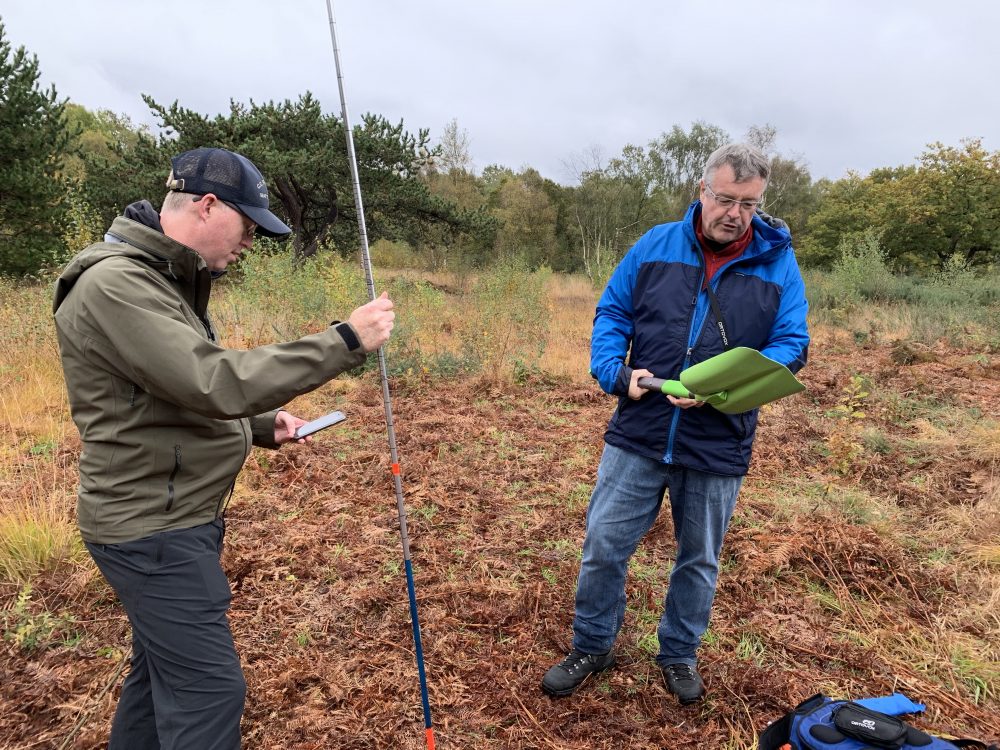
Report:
558,650,594,675
664,663,697,683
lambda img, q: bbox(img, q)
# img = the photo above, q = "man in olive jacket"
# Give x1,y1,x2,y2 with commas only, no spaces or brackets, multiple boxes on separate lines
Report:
53,147,395,750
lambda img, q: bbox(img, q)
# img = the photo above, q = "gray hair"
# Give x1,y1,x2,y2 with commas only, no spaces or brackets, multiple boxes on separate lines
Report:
161,190,192,213
702,143,770,186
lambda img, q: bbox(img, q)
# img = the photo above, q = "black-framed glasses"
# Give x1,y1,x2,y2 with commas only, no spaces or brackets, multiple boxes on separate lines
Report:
703,184,763,212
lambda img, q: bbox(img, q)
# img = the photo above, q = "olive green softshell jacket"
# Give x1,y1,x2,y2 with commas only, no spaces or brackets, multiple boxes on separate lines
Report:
53,217,367,543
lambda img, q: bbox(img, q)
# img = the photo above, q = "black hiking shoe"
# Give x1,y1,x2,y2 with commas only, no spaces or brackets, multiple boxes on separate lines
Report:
661,662,705,705
541,649,616,697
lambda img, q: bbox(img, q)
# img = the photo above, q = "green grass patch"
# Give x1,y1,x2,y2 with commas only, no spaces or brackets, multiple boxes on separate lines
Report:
735,631,767,665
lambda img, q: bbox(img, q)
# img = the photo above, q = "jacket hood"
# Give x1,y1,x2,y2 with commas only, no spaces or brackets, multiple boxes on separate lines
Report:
53,202,212,315
120,199,164,232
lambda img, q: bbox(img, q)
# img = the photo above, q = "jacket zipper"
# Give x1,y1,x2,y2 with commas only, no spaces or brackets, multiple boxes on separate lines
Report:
665,246,706,462
165,444,181,512
664,345,693,463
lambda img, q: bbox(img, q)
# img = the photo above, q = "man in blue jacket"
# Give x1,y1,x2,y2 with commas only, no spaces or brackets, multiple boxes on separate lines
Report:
541,143,809,704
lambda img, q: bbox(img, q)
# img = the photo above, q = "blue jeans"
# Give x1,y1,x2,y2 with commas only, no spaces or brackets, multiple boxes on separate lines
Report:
572,443,743,665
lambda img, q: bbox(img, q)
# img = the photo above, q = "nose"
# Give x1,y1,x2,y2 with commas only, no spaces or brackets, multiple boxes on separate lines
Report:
725,202,743,219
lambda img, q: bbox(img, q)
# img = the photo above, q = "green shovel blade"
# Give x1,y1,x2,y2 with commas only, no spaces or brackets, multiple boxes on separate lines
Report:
680,347,804,413
638,347,805,414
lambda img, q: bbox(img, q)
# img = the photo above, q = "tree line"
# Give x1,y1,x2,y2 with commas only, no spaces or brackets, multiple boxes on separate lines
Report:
2,19,998,279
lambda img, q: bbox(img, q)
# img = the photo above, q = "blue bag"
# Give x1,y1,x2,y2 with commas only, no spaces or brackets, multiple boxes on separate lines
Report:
758,693,997,750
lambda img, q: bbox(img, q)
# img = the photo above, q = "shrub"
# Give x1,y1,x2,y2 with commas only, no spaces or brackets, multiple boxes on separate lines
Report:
369,238,420,269
60,186,103,263
2,584,80,652
379,275,464,376
828,229,900,306
459,259,552,377
218,244,367,346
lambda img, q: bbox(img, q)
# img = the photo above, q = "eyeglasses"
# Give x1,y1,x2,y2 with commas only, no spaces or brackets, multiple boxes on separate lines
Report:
220,201,257,241
192,194,256,240
703,184,763,212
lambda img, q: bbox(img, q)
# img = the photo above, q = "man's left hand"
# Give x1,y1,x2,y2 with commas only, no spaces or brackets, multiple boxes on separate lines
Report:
274,410,312,445
667,395,706,409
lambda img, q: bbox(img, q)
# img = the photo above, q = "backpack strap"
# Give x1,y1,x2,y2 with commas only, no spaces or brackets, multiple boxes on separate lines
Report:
695,248,732,350
759,694,827,750
758,711,793,750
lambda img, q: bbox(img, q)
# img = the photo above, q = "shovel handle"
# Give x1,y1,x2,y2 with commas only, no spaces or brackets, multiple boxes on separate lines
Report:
636,376,662,390
637,377,693,399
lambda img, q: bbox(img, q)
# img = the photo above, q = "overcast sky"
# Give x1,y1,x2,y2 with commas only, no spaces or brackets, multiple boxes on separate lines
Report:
2,0,995,185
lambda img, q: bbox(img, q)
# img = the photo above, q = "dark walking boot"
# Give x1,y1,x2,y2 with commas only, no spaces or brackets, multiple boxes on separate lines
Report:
661,662,705,705
541,649,616,697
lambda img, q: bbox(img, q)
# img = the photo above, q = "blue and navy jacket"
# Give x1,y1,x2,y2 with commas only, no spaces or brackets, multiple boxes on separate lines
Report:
591,202,809,476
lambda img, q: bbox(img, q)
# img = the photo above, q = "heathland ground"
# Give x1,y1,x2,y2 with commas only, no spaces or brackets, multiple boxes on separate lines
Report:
1,250,998,749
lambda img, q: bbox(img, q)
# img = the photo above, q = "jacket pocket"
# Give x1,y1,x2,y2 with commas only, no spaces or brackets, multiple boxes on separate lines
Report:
164,444,182,512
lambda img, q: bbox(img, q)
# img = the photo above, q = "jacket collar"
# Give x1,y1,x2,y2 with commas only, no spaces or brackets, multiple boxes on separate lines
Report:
55,203,213,317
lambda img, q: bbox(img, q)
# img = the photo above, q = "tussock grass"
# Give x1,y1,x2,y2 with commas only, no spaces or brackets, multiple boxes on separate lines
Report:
875,627,999,706
0,493,85,583
969,421,1000,466
968,544,1000,569
0,280,70,460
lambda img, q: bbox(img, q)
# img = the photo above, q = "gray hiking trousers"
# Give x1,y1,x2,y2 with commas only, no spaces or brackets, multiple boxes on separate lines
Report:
86,518,245,749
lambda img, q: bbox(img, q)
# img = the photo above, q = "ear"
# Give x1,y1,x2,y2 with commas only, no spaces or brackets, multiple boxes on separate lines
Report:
193,193,219,223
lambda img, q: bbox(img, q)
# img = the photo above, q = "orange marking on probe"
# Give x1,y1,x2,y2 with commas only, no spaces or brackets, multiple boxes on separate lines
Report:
391,463,401,476
425,729,435,749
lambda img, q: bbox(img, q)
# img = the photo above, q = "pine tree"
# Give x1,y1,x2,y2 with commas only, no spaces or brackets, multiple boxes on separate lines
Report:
0,19,72,276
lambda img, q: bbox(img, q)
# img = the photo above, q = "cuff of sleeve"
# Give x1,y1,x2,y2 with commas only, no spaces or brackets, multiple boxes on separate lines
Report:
613,365,633,396
333,321,362,351
251,409,282,449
